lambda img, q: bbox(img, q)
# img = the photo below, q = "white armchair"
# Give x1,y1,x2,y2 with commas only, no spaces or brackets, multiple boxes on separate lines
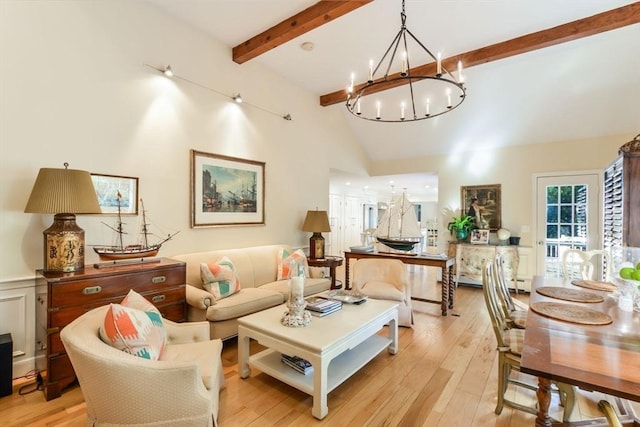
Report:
60,305,224,427
352,258,413,327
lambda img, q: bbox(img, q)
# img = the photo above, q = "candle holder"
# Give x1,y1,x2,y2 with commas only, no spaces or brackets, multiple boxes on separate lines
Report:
281,260,312,327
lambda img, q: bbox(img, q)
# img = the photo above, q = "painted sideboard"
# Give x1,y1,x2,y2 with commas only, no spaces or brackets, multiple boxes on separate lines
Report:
452,243,527,292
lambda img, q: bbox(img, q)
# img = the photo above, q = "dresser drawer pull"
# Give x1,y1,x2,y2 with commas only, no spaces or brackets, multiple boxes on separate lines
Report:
83,286,102,295
152,276,166,284
151,295,166,304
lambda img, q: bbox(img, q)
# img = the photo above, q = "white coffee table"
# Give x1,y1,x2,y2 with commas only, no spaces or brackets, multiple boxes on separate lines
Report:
238,299,398,419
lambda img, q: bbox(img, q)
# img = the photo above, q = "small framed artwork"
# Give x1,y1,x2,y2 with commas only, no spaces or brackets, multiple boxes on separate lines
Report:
461,184,502,230
191,150,265,227
91,174,138,215
470,229,490,244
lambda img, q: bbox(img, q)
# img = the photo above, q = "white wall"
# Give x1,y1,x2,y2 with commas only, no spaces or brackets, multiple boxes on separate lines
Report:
371,134,630,251
0,0,369,375
0,0,369,280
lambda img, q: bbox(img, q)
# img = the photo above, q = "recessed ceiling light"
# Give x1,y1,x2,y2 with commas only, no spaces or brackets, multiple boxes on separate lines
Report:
300,41,314,51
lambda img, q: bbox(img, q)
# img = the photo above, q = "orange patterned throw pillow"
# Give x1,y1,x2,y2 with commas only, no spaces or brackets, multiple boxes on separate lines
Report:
200,256,241,300
99,290,167,360
277,248,310,280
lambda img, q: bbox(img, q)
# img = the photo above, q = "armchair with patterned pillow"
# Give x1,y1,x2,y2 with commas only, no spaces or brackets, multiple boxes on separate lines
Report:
60,304,225,426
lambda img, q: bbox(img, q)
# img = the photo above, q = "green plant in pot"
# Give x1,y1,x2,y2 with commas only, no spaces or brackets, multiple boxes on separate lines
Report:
447,215,475,241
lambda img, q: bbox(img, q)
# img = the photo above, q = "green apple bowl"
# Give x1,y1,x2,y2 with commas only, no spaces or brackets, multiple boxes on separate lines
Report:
610,246,640,311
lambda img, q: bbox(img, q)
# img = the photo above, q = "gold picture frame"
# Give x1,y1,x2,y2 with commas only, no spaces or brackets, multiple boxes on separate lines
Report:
190,150,265,227
90,173,139,215
461,184,501,230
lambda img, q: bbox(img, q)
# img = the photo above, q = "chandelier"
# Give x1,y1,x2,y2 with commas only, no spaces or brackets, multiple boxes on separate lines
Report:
346,0,466,122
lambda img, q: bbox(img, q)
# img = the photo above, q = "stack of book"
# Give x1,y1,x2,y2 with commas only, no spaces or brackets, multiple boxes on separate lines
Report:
281,354,313,375
305,296,342,317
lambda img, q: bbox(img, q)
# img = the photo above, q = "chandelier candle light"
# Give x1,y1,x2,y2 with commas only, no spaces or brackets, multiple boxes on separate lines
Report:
346,0,466,122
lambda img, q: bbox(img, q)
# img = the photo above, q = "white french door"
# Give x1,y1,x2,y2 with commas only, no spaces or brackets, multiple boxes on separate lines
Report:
535,173,601,278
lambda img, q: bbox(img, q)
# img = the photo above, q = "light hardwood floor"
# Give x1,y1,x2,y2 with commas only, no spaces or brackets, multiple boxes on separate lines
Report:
1,265,634,426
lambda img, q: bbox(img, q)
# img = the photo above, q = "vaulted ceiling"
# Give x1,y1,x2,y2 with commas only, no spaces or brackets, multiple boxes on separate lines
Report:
145,0,640,199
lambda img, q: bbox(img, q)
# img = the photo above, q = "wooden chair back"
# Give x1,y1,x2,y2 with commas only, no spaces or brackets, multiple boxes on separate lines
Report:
561,249,611,282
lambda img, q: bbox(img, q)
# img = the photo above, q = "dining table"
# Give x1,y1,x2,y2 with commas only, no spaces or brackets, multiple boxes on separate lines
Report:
520,275,640,426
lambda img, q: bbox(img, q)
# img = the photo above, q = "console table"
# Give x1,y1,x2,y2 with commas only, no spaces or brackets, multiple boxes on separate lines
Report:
453,243,520,292
344,251,456,316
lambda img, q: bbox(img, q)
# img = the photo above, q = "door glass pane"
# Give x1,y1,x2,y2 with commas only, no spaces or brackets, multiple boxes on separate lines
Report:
560,186,572,203
560,206,573,222
544,184,590,277
575,205,587,223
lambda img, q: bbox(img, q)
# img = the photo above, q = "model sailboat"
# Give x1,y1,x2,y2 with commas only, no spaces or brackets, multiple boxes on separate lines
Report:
93,195,179,260
374,191,422,252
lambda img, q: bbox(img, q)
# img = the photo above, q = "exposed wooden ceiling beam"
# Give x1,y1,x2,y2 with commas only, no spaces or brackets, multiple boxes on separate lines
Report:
232,0,372,64
320,2,640,106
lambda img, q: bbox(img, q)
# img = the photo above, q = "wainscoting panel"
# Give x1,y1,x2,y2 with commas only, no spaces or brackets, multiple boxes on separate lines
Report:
0,277,37,378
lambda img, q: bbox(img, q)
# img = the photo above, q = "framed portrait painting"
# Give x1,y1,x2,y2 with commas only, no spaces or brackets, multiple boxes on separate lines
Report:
191,150,265,227
90,173,138,215
461,184,501,230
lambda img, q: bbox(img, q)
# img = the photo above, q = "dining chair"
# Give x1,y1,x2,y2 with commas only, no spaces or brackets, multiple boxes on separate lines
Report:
482,261,575,420
494,253,528,329
561,249,612,282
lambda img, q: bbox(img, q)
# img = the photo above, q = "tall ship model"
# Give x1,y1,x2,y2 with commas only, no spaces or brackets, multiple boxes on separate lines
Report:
93,194,178,260
374,190,422,252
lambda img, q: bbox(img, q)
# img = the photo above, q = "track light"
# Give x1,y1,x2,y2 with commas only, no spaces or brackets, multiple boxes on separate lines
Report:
143,63,291,121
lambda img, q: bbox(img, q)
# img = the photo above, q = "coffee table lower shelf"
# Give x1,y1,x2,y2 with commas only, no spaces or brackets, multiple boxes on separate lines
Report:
249,334,391,396
238,300,399,419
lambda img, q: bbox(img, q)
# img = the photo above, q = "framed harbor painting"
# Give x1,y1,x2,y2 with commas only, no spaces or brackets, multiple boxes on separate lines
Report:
191,150,265,227
91,173,138,215
460,184,501,230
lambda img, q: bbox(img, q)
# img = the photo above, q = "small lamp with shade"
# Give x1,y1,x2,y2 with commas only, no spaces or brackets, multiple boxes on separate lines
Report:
302,209,331,260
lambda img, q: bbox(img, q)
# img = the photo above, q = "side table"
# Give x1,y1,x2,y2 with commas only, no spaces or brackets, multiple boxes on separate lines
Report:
307,256,343,289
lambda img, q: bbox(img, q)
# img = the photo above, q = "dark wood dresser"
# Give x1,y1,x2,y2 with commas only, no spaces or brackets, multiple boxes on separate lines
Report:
35,257,186,400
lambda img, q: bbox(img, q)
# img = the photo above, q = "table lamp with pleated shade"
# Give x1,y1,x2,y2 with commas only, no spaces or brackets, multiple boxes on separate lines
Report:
24,164,101,272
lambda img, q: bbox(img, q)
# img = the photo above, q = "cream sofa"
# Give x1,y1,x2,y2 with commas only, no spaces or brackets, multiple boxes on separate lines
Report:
173,244,332,340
